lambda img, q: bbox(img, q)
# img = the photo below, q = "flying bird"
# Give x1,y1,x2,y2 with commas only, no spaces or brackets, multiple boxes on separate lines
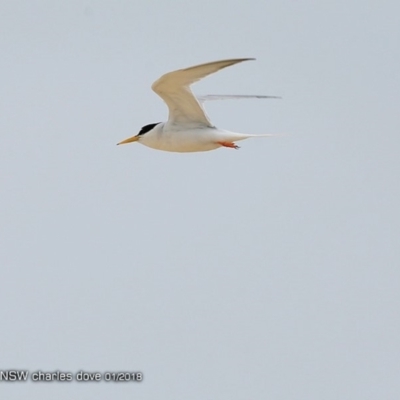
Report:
117,58,280,152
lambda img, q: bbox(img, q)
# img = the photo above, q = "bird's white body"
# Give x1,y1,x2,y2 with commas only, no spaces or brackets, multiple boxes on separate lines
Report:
139,122,261,153
117,58,280,153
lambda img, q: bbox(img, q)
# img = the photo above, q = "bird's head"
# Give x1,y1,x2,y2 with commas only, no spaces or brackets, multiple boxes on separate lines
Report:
117,122,161,145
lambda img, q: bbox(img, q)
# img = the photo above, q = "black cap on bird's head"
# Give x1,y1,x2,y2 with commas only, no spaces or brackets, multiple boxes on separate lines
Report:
117,122,161,145
138,123,161,136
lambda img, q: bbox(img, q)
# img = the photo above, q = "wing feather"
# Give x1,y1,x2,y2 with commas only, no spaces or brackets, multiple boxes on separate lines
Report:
197,94,281,103
151,58,255,126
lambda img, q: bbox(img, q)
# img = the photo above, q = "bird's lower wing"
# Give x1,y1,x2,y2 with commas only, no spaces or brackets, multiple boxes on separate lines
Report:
197,94,281,103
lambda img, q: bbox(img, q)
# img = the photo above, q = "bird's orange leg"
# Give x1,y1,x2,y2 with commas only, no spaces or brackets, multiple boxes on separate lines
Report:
217,141,240,149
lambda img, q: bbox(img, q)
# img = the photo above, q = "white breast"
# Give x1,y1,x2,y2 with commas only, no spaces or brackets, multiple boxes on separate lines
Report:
138,123,223,153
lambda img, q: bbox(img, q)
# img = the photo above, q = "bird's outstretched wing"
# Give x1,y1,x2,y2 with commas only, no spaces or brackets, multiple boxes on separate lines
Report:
197,94,281,103
151,58,254,126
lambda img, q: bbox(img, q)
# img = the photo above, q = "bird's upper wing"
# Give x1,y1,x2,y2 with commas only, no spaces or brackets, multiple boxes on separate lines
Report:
151,58,255,126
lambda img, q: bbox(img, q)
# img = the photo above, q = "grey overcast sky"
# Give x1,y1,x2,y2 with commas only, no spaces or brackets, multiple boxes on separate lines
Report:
1,1,399,399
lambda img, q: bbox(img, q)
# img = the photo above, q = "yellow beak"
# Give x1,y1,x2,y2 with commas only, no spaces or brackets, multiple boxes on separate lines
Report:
117,135,139,145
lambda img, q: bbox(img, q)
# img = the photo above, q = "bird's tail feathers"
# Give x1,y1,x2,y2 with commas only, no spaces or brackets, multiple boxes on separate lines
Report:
251,133,288,137
228,132,287,142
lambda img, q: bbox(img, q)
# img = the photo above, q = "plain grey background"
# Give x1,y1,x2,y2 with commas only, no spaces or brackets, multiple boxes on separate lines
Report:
1,1,399,399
